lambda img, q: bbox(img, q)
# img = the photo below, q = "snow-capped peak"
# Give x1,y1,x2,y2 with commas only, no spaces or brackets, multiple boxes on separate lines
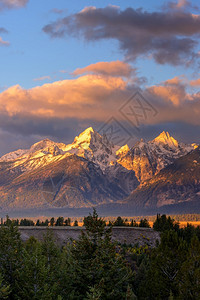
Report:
116,144,130,157
73,127,101,150
67,127,119,170
153,131,179,148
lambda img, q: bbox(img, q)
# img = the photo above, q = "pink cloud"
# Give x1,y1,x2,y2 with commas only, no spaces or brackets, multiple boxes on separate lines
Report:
73,60,135,78
0,0,28,9
0,36,10,46
33,76,51,82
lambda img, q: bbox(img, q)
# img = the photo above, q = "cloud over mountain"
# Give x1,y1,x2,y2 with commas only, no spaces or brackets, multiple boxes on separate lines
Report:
0,61,199,150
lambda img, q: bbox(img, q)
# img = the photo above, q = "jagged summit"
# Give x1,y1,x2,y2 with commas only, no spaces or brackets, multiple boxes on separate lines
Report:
153,131,178,148
73,127,101,149
70,127,117,170
0,128,197,179
0,127,199,212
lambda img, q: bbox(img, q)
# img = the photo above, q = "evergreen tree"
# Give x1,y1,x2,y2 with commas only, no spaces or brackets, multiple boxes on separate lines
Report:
0,223,24,299
16,236,59,299
50,217,55,226
177,235,200,299
139,218,150,228
64,209,132,299
43,219,49,226
0,273,10,299
153,214,179,232
20,218,34,226
138,230,187,299
73,220,78,226
36,219,41,226
130,220,138,227
125,285,137,300
64,218,71,226
55,217,64,226
113,216,126,226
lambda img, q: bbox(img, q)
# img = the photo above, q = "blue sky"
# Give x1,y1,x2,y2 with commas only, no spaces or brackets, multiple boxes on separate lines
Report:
0,0,199,89
0,0,199,154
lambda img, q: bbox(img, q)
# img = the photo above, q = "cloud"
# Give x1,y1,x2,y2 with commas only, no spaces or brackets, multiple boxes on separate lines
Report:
43,5,200,66
163,0,199,11
148,76,188,106
190,78,200,86
72,60,136,78
0,0,28,10
0,62,200,148
33,76,51,82
0,36,10,46
146,76,200,126
0,75,127,121
0,27,8,34
59,70,67,74
51,8,64,15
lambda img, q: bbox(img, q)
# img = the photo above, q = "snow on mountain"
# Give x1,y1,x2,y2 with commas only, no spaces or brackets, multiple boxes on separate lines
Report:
0,149,29,162
0,129,197,182
0,128,198,211
117,131,197,182
68,127,119,170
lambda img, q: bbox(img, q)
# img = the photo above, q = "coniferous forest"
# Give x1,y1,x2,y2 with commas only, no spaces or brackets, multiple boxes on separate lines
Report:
0,211,200,299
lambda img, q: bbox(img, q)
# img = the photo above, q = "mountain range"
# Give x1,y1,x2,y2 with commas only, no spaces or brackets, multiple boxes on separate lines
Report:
0,127,199,214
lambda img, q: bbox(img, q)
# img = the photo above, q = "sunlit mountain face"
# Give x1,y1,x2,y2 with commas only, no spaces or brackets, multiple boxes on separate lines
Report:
0,127,198,214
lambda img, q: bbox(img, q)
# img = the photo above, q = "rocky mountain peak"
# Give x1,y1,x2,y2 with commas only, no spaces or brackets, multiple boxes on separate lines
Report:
116,144,130,157
153,131,179,148
72,127,114,152
73,127,98,149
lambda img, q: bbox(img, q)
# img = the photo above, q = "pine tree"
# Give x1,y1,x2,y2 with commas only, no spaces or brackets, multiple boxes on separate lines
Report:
126,285,137,300
0,273,10,299
50,217,55,226
73,220,78,226
138,230,187,299
16,237,58,299
0,223,24,299
55,217,64,226
177,235,200,299
64,209,133,299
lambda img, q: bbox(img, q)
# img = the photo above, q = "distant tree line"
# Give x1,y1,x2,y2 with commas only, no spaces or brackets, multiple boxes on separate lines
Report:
108,216,151,228
0,210,200,299
1,216,79,227
1,215,151,228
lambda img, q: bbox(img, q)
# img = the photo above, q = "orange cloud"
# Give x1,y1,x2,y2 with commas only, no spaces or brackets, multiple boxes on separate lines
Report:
0,75,127,120
0,66,200,137
73,60,135,77
148,76,187,106
190,78,200,86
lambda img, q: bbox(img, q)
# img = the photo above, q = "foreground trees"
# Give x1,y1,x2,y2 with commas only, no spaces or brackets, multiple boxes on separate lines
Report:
65,210,133,299
0,212,200,299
